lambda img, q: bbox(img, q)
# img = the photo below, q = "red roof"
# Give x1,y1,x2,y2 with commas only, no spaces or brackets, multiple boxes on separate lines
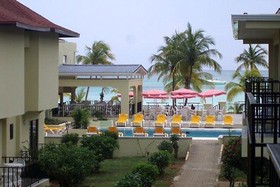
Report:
0,0,79,37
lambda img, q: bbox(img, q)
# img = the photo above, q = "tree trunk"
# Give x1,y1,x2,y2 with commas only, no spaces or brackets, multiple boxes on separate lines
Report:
85,76,92,100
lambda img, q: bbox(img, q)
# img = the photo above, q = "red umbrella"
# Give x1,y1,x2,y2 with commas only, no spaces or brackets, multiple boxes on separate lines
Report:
171,88,198,96
171,94,196,99
198,89,226,104
142,89,167,97
144,94,169,99
198,89,226,98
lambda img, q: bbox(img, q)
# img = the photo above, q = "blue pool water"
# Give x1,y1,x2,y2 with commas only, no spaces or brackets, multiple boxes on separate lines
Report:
100,127,242,138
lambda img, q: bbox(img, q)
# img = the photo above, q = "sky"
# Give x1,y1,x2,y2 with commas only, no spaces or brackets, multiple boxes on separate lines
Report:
20,0,279,70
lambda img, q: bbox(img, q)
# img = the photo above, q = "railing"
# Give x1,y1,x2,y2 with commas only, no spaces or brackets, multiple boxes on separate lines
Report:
267,144,280,187
1,157,48,187
52,103,123,117
245,77,280,187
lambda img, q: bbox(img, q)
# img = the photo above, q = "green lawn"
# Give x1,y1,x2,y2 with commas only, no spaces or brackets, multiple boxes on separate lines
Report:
80,157,184,187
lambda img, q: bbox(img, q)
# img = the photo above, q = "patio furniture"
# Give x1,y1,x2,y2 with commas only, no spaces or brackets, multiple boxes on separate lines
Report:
153,127,168,137
115,114,128,127
154,114,167,127
131,113,144,127
170,115,182,128
133,127,148,137
189,115,201,128
204,115,215,128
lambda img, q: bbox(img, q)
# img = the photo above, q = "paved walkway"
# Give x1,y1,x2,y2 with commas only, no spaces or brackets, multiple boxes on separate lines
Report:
173,140,222,187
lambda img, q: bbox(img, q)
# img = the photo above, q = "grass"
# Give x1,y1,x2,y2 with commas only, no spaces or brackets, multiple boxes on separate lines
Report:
80,157,185,187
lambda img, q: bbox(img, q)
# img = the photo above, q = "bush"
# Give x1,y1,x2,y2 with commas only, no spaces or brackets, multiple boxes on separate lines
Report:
80,135,119,160
132,164,159,187
38,143,101,187
61,133,79,145
148,151,171,175
101,130,119,140
71,108,90,129
115,173,142,187
44,118,65,125
157,140,173,154
92,109,107,120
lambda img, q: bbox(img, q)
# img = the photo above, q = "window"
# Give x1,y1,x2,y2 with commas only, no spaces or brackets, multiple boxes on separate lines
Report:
63,55,67,63
10,124,13,140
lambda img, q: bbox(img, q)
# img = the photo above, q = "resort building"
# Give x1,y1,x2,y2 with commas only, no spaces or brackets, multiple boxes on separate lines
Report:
0,0,78,186
232,9,280,186
58,40,77,64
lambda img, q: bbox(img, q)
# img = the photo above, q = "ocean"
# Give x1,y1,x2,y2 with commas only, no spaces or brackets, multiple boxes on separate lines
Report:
76,70,269,107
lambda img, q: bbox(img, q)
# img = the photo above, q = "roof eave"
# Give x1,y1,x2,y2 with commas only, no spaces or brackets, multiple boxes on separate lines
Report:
232,14,280,40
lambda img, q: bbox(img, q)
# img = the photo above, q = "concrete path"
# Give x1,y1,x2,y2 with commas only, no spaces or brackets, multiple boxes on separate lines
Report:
173,140,222,187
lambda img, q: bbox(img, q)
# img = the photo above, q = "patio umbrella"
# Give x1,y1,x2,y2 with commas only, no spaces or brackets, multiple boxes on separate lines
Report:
170,94,196,99
198,89,226,104
142,89,168,97
171,88,198,96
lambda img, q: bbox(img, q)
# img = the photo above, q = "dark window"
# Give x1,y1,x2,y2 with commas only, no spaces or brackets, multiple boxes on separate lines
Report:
10,124,13,140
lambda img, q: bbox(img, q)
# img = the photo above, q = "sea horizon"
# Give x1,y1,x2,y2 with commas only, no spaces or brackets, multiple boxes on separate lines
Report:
70,70,269,107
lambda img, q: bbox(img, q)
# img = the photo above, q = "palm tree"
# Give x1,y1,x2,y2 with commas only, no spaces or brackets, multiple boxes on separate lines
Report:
65,87,86,103
225,69,261,102
235,44,268,72
77,41,115,100
174,23,222,90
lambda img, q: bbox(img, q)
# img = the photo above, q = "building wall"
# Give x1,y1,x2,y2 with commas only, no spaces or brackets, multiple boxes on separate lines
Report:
0,27,25,119
58,40,77,64
25,32,59,111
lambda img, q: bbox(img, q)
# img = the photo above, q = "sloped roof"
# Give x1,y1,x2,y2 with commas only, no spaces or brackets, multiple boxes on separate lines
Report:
0,0,79,37
59,64,148,77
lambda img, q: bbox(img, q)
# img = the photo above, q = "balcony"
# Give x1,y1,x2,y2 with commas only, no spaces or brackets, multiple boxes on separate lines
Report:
245,77,280,187
0,156,47,187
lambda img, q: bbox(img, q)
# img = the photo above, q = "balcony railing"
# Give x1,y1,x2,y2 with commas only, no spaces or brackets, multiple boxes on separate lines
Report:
267,144,280,187
245,78,280,187
1,156,48,187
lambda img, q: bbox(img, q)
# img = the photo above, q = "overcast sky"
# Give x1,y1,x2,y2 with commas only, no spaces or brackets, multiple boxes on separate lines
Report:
20,0,279,70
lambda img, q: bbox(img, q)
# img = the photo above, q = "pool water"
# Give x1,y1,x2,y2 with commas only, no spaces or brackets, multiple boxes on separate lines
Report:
100,127,242,138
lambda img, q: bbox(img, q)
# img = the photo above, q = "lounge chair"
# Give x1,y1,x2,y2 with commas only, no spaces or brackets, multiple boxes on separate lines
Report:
154,114,167,127
189,115,201,128
171,127,186,137
108,126,123,137
133,127,148,137
223,115,233,128
131,113,144,127
115,114,128,127
86,126,99,135
170,114,182,128
204,115,215,128
44,124,64,135
153,127,168,137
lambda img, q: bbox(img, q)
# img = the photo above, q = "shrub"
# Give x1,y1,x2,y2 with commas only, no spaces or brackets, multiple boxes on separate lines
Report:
44,118,65,125
38,143,100,187
148,151,171,175
61,133,79,145
80,135,119,160
92,109,107,120
115,172,142,187
71,108,90,129
221,137,243,187
132,164,159,187
170,134,179,159
157,140,173,154
101,130,119,140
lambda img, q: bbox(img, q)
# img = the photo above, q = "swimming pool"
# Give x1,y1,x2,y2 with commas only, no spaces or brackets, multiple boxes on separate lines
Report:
100,127,242,138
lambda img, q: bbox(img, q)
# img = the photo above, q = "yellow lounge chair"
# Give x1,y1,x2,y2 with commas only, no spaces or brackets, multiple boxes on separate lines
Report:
133,127,148,137
44,124,64,135
170,114,182,128
153,127,168,137
87,126,100,135
131,113,144,127
223,115,233,128
115,114,128,127
154,114,167,127
171,127,186,137
204,115,215,128
189,115,201,128
108,126,123,137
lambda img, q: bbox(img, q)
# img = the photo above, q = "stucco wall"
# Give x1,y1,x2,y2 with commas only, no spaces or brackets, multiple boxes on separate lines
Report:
0,28,25,119
25,32,59,111
58,40,77,64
